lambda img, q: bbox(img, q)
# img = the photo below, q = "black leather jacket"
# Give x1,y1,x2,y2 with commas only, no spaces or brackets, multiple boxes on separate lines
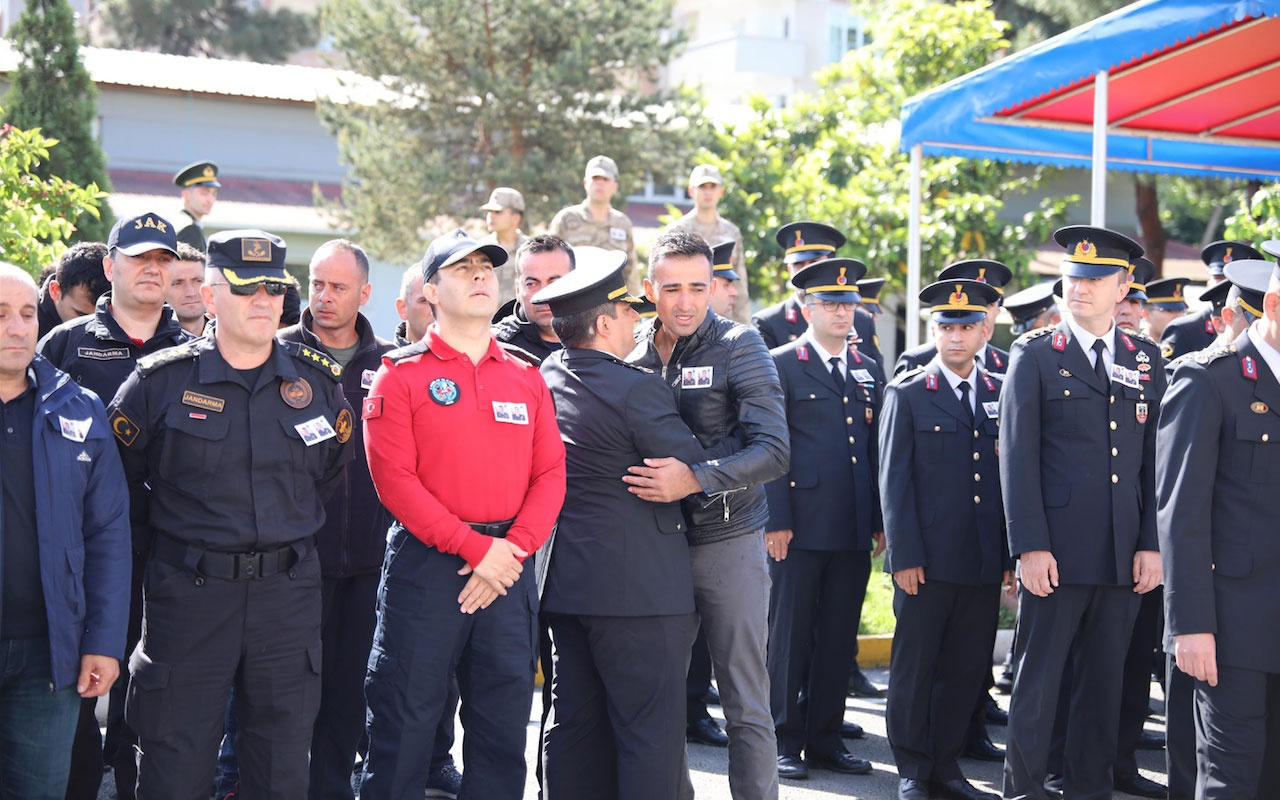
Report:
629,310,789,544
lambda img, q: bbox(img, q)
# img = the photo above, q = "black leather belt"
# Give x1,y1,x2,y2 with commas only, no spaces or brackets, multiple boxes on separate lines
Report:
467,519,515,538
154,535,304,581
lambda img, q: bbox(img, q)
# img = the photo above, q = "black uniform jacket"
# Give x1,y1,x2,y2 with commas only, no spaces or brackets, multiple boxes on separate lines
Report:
175,208,206,251
278,309,394,577
880,360,1009,584
629,311,789,544
38,292,191,405
493,304,564,364
763,334,883,550
540,348,746,617
108,337,353,554
752,294,883,370
999,323,1165,586
1158,332,1280,672
893,341,1009,377
1159,306,1216,362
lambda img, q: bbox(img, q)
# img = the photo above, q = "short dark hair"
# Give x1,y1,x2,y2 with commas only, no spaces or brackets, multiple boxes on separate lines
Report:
552,301,618,348
281,276,302,326
54,242,111,301
176,242,205,263
647,229,712,281
515,234,575,277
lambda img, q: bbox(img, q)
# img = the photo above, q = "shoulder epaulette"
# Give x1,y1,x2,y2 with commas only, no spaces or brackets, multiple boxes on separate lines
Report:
1121,327,1158,347
136,340,201,376
384,340,431,365
499,342,542,367
283,340,342,380
888,365,926,388
611,356,653,374
1194,344,1237,365
1015,326,1055,346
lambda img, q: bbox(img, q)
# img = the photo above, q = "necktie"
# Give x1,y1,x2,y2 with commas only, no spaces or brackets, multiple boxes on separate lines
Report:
1092,339,1109,387
958,380,974,427
830,357,846,394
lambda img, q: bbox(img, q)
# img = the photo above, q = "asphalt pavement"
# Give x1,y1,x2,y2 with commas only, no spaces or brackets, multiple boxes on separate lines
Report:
96,664,1171,799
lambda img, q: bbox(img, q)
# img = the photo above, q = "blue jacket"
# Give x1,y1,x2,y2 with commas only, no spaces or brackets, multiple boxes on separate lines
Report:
5,355,131,689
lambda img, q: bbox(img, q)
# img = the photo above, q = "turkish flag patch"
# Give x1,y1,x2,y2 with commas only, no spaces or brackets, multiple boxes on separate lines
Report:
362,397,384,419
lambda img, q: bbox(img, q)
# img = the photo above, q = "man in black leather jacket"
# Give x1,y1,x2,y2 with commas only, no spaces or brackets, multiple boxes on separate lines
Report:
627,229,789,800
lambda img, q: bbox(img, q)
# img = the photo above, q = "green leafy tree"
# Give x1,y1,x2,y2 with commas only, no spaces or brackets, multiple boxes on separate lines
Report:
700,0,1070,315
3,0,113,243
1222,184,1280,244
318,0,700,262
0,115,108,276
97,0,317,63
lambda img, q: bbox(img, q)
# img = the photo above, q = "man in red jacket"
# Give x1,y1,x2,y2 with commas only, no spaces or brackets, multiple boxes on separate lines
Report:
360,229,566,800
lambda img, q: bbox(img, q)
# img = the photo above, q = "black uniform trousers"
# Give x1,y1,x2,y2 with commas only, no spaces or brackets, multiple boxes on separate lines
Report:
127,548,322,800
542,612,694,800
309,572,380,800
1046,586,1162,781
361,531,536,800
768,549,868,758
888,580,1000,783
1193,664,1280,799
1166,656,1196,800
1003,584,1139,800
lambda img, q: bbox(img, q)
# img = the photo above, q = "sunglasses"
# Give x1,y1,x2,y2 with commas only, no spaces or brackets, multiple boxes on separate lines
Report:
208,281,289,297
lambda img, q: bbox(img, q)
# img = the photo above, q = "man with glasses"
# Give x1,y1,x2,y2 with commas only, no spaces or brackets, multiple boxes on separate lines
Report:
763,257,884,782
109,229,353,799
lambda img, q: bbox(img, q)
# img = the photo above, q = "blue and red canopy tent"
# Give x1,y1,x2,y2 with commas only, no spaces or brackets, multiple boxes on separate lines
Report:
896,0,1280,346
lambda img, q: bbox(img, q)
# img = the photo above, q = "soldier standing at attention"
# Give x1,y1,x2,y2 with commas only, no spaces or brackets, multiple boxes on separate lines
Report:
893,260,1012,377
109,229,353,798
764,257,883,782
999,226,1165,800
173,161,220,251
548,156,639,294
881,279,1008,800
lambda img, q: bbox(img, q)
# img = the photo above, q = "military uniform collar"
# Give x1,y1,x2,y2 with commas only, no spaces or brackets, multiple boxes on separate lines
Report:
85,292,186,346
1247,322,1280,385
197,337,299,387
1066,317,1116,358
298,307,379,353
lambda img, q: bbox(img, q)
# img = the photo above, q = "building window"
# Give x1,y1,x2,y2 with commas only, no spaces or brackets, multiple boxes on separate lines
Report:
828,13,866,63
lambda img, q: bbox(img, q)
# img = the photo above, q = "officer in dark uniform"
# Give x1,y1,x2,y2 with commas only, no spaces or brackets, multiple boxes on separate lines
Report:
1161,240,1264,360
1144,276,1192,343
108,229,353,799
857,277,886,317
1000,225,1166,800
881,279,1008,800
1160,257,1273,800
764,257,882,780
536,248,737,800
1114,256,1154,334
172,161,220,251
709,240,742,320
894,260,1012,376
1157,262,1280,799
752,221,883,372
1002,282,1060,337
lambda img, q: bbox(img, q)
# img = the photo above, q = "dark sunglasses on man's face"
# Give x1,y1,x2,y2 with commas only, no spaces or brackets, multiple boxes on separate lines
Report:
209,281,289,297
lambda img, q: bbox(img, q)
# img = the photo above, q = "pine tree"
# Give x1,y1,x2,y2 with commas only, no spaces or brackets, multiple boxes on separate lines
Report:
3,0,114,243
98,0,317,64
318,0,700,261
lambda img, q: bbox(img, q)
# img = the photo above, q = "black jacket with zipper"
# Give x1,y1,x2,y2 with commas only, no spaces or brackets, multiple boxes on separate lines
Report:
629,310,789,545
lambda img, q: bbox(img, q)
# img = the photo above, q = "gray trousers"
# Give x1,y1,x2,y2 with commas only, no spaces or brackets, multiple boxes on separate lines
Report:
679,531,779,800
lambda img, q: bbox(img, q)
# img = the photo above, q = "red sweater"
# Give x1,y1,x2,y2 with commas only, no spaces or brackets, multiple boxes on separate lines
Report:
363,327,565,568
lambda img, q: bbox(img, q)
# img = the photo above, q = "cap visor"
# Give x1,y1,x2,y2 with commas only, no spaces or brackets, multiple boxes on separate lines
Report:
479,202,504,211
1060,262,1125,279
116,242,179,258
808,290,862,303
585,168,615,180
221,267,292,285
442,242,510,270
932,310,987,324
